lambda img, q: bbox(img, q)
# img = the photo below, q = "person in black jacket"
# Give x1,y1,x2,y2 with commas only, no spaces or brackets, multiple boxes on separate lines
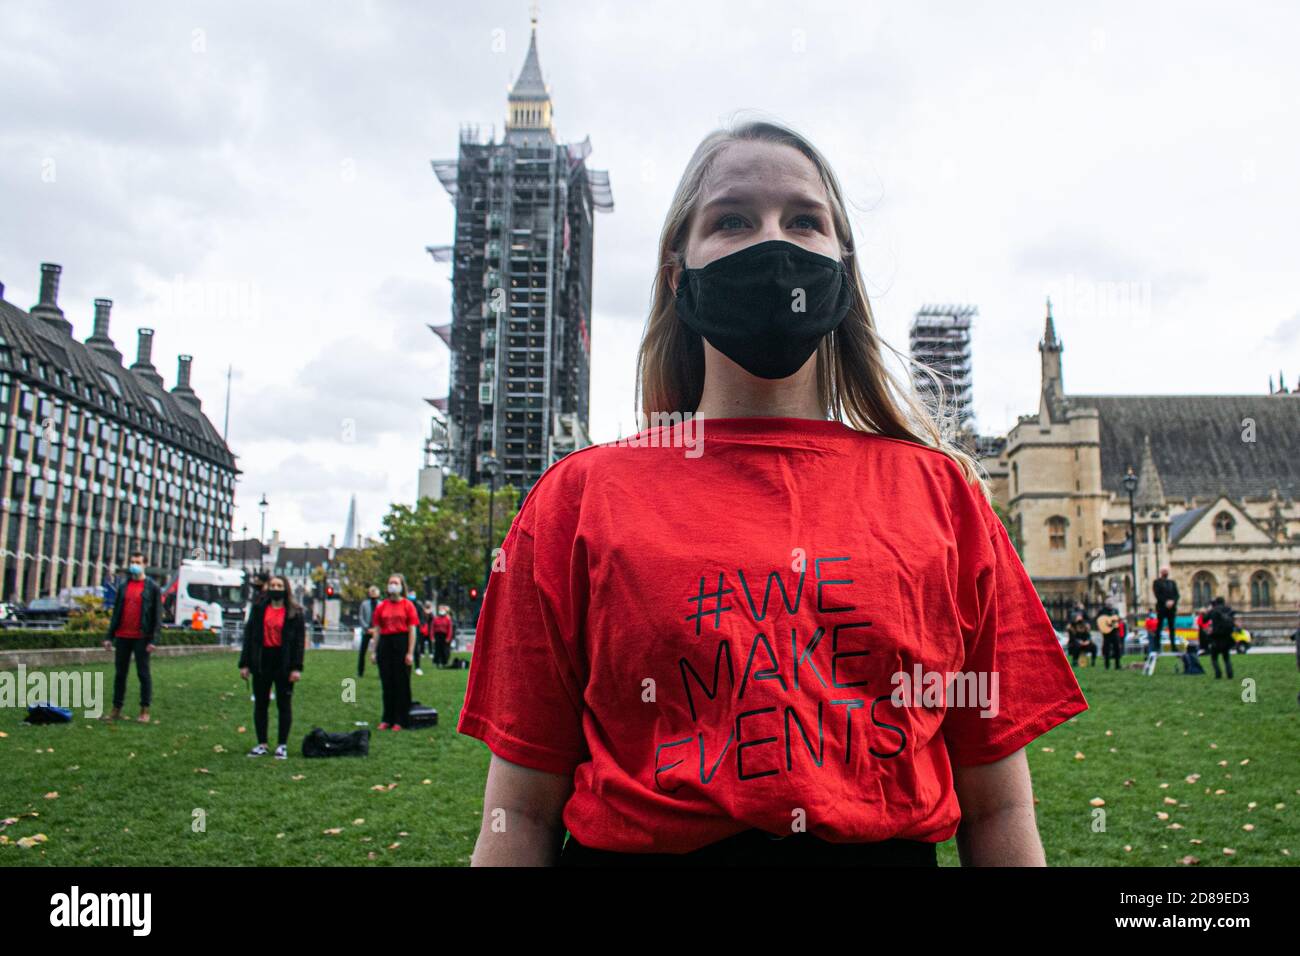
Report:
1206,596,1236,680
239,575,305,759
1152,567,1179,652
101,550,163,723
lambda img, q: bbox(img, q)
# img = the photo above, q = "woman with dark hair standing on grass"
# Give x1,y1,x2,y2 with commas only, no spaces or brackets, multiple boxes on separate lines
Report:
458,117,1087,867
369,572,418,731
239,575,304,759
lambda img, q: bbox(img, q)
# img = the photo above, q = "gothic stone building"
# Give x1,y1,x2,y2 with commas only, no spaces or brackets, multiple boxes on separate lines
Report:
979,303,1300,616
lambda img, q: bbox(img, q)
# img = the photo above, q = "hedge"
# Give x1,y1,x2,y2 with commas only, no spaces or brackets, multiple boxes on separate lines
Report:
0,629,221,650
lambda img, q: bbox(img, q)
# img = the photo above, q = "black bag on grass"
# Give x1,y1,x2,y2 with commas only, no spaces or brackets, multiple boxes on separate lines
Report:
407,701,438,728
302,726,370,758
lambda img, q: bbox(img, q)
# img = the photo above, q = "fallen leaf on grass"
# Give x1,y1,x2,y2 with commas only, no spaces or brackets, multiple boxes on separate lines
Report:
322,828,343,836
213,745,226,753
16,833,48,848
1185,774,1201,784
1090,798,1105,807
1164,797,1178,805
352,819,365,826
422,779,432,785
1180,855,1200,865
1073,752,1085,761
1222,848,1235,856
44,792,58,800
1156,812,1170,821
1242,824,1255,832
1215,789,1226,795
291,774,305,781
1247,802,1257,810
1167,823,1184,830
195,768,210,774
237,727,247,734
387,842,401,850
1190,839,1203,845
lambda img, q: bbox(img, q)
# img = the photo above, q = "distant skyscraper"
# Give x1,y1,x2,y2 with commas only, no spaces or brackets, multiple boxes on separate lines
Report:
909,304,977,438
342,494,357,550
428,12,613,492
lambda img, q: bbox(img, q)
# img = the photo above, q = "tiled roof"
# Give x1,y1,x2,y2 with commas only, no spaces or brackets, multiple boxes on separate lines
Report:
1071,394,1299,501
0,296,235,469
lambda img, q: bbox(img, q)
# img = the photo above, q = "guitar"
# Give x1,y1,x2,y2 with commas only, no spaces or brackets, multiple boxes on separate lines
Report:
1096,613,1120,635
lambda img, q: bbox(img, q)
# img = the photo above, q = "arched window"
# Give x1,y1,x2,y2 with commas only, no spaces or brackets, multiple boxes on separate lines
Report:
1012,462,1019,495
1192,571,1216,607
1213,511,1236,541
1047,516,1069,551
1250,571,1274,608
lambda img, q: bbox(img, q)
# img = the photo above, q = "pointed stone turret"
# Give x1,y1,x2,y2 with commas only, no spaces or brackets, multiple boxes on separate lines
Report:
1037,296,1066,421
1134,434,1167,509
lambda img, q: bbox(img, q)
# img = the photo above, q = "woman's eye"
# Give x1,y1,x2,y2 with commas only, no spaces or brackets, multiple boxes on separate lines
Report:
716,214,747,230
790,214,823,231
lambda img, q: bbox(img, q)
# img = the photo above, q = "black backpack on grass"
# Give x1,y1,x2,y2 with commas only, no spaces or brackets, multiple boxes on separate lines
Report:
302,726,370,758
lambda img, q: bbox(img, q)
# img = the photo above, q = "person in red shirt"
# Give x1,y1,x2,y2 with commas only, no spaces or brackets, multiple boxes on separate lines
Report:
458,119,1087,867
102,550,162,723
1143,610,1160,656
368,573,418,730
239,575,305,758
431,604,455,668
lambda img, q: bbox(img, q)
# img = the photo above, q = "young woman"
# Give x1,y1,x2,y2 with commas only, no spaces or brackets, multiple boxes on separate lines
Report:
369,573,418,730
458,119,1087,866
238,575,304,759
431,604,454,668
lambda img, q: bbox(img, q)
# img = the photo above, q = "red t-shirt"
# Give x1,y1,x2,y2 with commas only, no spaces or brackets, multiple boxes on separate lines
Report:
432,614,453,638
457,416,1088,853
263,605,286,648
116,580,145,639
373,598,418,635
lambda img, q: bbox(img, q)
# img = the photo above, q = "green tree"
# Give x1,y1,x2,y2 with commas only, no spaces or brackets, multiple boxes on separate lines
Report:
377,474,520,605
992,499,1023,558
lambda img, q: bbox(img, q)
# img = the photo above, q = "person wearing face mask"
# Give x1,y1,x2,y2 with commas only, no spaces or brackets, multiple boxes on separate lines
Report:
102,550,162,723
431,604,455,669
357,584,381,677
370,573,418,730
458,119,1086,868
239,575,305,759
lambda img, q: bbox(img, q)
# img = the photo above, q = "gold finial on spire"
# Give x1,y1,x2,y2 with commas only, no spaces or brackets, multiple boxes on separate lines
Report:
529,1,539,29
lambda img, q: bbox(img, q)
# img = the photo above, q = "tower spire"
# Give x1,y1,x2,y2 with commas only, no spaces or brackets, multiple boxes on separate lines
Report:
506,8,553,143
1134,434,1167,509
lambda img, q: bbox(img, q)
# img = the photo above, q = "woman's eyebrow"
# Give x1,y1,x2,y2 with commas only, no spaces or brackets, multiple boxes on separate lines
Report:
700,189,830,214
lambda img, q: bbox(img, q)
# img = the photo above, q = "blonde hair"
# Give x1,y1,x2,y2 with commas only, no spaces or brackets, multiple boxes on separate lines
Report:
634,117,986,495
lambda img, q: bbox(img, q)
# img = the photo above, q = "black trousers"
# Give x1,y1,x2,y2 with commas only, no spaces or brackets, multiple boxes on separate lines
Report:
413,633,432,669
1102,633,1123,667
112,637,152,709
376,633,411,725
433,635,450,667
1156,610,1178,650
1209,637,1234,679
357,631,372,677
1069,642,1096,666
559,829,939,867
252,655,294,746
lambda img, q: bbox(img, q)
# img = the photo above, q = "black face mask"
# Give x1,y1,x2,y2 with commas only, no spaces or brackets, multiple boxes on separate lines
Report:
268,591,285,602
674,239,853,380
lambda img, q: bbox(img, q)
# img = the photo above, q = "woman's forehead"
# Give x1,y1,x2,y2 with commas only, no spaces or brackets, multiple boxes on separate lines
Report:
702,139,826,201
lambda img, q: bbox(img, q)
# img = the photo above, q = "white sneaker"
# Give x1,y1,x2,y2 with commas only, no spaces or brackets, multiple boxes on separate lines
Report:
415,668,424,676
248,743,269,757
274,744,288,760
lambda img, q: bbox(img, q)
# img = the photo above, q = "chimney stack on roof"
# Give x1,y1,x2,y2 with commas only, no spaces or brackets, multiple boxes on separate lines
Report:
129,328,165,387
86,297,124,364
172,354,201,408
31,263,73,335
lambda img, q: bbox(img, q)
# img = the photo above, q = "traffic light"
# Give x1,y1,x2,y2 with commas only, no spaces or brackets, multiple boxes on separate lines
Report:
325,584,336,598
469,587,479,601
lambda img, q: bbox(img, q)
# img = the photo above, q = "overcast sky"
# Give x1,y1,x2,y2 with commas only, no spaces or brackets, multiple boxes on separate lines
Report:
3,0,1297,547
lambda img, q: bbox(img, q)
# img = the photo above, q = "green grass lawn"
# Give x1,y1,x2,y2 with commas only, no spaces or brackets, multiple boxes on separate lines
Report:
0,648,1296,866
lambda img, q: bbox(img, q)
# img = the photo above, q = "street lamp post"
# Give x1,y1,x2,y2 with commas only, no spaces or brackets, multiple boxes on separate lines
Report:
1123,467,1139,635
241,524,248,571
258,494,268,570
479,453,501,594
